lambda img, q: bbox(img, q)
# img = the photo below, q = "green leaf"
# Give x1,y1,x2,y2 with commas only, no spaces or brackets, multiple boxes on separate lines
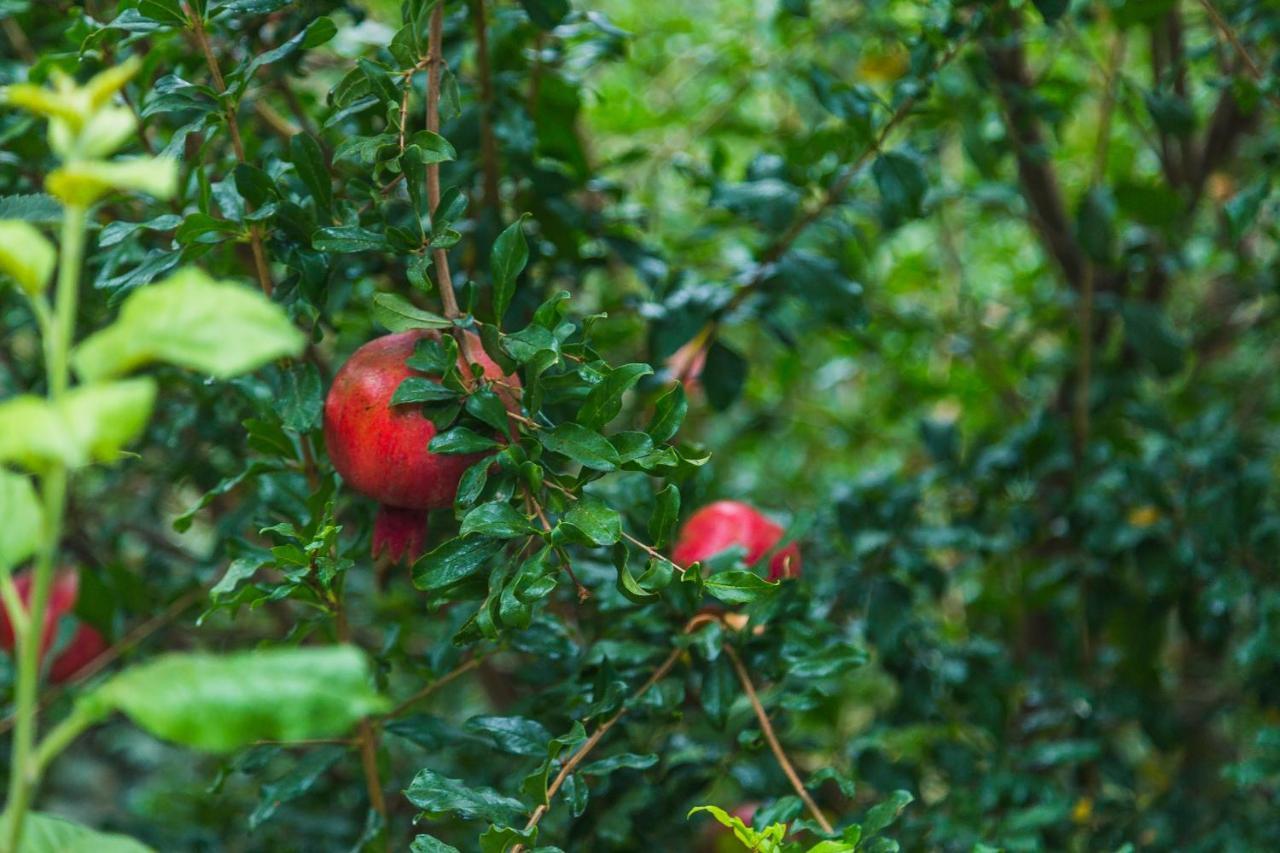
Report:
862,790,914,837
289,132,332,212
280,363,323,433
872,149,927,226
0,193,62,224
578,363,653,430
249,746,345,829
412,535,504,591
312,226,387,253
1030,0,1069,23
0,380,156,471
464,715,552,757
539,422,621,471
0,220,55,296
460,501,538,539
465,388,511,436
0,396,83,471
402,130,456,166
85,646,387,752
646,382,686,443
490,215,529,324
0,812,155,853
648,484,680,548
60,379,157,464
704,570,779,605
371,293,451,332
46,157,178,206
0,469,42,572
403,768,526,823
72,267,305,381
392,377,459,405
702,342,747,411
580,752,658,776
557,497,622,546
410,836,462,853
517,0,569,29
429,426,500,455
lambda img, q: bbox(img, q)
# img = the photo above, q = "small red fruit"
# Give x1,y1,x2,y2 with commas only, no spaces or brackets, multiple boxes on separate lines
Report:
0,570,107,683
672,500,801,580
324,329,518,562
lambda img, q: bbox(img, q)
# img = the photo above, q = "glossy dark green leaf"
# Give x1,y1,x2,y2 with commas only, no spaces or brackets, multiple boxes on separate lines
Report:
460,501,538,539
372,293,451,332
403,769,525,823
412,535,504,591
539,423,620,471
646,383,687,443
648,484,680,549
578,363,653,430
289,133,331,212
490,215,529,324
429,426,501,455
557,497,622,546
392,376,459,405
704,570,779,605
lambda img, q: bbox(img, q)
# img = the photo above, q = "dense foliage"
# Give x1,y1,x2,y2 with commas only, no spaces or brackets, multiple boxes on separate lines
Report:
0,0,1278,850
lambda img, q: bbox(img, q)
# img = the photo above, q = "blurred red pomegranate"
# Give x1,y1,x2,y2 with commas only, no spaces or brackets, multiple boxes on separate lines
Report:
0,570,107,683
672,500,801,580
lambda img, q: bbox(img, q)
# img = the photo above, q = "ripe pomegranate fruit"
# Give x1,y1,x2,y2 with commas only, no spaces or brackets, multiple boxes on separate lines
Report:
0,570,107,683
324,329,518,563
672,500,801,580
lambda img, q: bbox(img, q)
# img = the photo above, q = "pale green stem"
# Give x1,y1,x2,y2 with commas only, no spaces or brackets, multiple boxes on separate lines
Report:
3,203,86,852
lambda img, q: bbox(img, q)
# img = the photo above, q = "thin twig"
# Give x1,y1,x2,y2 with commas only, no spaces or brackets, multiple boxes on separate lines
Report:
722,643,834,835
425,4,482,375
471,0,501,213
385,655,485,719
512,645,685,852
185,4,275,297
332,591,387,835
528,493,590,600
1197,0,1266,83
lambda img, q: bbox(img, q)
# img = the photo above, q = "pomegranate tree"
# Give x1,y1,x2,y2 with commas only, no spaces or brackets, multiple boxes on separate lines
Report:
672,500,801,581
324,329,518,562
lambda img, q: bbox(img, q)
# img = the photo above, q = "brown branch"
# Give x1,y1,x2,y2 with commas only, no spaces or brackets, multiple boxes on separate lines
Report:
385,655,485,718
722,644,834,835
186,4,275,297
332,592,387,835
471,0,501,213
424,3,484,379
1197,0,1266,83
512,645,685,852
985,24,1085,289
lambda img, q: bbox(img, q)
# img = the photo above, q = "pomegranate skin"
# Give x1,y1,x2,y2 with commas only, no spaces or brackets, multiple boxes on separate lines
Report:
324,330,514,511
0,570,107,684
672,500,801,581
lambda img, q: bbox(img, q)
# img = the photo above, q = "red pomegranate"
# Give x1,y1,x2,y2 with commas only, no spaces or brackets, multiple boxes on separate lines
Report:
672,500,801,581
0,570,107,684
324,329,518,563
